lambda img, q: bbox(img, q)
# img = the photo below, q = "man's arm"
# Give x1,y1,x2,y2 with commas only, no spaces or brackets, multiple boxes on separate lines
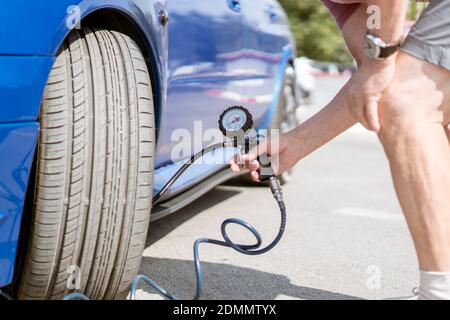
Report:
232,6,367,177
231,1,408,178
286,5,370,160
291,1,409,157
293,0,410,158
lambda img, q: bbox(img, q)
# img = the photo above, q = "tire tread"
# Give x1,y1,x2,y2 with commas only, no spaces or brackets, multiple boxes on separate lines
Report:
17,27,154,300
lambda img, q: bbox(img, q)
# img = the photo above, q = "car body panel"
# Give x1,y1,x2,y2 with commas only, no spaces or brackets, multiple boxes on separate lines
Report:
0,123,38,287
152,46,293,200
0,0,294,287
0,56,55,124
156,0,246,167
0,0,167,122
152,0,294,199
239,0,294,128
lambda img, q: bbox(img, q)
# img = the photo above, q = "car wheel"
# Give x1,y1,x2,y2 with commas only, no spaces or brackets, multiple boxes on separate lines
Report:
269,65,300,185
16,27,155,300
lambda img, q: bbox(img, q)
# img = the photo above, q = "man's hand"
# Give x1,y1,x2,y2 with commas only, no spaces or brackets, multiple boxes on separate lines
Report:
348,58,397,133
230,131,303,182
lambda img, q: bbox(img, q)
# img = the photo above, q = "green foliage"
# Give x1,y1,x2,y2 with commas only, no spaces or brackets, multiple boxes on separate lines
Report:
408,1,418,20
279,0,353,64
407,1,428,20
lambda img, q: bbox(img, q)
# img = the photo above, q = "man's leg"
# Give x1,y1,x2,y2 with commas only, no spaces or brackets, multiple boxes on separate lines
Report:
378,52,450,275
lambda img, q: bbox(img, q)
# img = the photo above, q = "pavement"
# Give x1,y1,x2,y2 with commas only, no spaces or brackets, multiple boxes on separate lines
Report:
136,75,418,300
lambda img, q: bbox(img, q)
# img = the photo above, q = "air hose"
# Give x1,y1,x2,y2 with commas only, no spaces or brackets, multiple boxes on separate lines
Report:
130,160,285,300
63,145,286,301
63,105,287,300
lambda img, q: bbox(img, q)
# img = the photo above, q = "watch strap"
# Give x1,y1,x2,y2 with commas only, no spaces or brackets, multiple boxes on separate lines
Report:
379,43,400,58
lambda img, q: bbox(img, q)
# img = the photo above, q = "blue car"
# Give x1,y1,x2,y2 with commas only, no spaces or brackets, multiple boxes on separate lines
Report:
0,0,296,299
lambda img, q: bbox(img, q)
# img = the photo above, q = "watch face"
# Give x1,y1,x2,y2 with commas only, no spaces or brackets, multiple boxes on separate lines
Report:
364,35,381,59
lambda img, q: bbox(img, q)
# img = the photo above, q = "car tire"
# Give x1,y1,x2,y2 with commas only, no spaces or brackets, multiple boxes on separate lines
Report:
16,27,155,300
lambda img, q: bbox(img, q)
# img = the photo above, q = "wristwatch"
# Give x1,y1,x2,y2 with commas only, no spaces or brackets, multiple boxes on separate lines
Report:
364,33,402,60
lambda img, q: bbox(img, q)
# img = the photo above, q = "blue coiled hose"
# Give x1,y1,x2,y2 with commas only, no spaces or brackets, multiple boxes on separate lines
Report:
64,140,286,300
130,193,285,300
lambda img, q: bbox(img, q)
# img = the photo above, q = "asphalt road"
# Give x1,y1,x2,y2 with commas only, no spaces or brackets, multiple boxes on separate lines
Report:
136,76,418,300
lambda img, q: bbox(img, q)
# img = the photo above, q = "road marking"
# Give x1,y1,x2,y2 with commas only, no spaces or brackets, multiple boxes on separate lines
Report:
275,294,301,300
331,207,403,221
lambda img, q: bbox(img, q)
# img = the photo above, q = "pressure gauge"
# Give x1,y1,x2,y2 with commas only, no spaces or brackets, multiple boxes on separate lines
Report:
219,105,253,138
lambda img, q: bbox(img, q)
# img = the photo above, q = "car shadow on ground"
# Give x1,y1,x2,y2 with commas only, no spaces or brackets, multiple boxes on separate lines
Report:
147,186,242,247
137,257,361,300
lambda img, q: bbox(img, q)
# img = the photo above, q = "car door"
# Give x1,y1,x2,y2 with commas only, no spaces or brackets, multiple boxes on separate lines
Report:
154,0,246,196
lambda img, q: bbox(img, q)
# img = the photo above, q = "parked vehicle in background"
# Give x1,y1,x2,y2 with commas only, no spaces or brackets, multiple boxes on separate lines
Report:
0,0,296,299
294,57,317,106
311,60,340,76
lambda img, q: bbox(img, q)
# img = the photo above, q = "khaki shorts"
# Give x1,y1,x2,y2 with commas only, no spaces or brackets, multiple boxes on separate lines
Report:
402,0,450,71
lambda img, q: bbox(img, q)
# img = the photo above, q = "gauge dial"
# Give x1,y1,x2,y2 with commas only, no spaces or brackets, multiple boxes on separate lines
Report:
219,105,253,137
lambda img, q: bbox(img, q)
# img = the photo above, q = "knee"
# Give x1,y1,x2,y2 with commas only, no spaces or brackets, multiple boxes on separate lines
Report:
377,88,425,161
378,84,418,141
379,53,447,144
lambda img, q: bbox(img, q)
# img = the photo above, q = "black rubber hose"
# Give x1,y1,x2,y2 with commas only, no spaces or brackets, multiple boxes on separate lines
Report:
65,143,286,301
131,161,286,300
130,196,285,300
152,143,225,205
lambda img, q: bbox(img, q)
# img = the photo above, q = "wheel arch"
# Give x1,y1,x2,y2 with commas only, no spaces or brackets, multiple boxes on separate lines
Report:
0,1,167,125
